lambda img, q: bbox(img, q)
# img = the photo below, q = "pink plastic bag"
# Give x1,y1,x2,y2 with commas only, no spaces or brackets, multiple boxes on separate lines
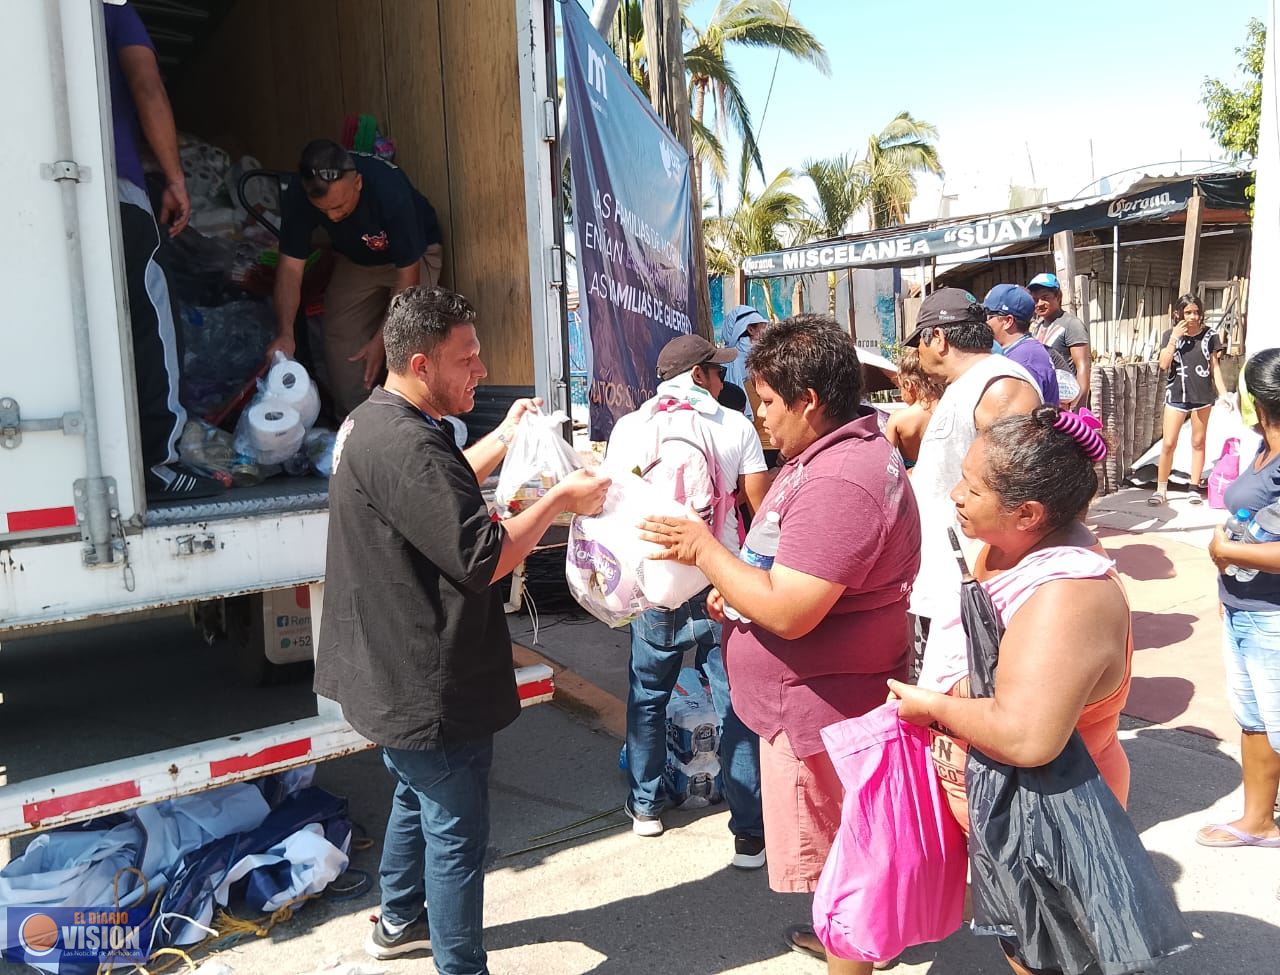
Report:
1207,438,1241,510
813,701,967,962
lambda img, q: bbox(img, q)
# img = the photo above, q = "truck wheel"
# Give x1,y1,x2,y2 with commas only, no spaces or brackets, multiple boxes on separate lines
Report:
223,594,311,687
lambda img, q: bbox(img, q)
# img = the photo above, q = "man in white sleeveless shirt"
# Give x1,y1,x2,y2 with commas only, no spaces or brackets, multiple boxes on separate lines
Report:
904,289,1042,687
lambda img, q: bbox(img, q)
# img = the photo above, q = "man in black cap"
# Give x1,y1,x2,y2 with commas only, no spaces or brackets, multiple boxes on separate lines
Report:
902,288,1040,686
604,333,770,868
266,139,445,417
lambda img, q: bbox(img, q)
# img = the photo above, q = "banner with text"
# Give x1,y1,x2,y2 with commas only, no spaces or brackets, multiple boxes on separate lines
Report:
563,0,696,440
741,174,1251,278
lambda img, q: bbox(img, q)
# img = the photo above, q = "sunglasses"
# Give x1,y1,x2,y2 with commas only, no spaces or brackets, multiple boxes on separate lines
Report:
300,166,355,182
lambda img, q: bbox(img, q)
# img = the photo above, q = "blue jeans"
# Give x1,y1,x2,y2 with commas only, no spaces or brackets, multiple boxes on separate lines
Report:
380,739,494,975
1223,608,1280,751
627,594,764,838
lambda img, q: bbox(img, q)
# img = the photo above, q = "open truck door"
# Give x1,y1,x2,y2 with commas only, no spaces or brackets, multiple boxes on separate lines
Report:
0,0,141,555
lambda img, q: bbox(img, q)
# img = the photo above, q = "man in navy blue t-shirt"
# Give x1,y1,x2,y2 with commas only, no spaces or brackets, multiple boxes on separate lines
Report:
266,139,445,417
985,284,1062,407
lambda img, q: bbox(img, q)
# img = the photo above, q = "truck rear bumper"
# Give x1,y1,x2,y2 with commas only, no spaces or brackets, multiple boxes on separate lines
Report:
0,663,554,839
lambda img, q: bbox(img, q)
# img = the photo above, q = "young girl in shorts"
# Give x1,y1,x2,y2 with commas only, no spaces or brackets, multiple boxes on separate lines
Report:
1150,293,1229,505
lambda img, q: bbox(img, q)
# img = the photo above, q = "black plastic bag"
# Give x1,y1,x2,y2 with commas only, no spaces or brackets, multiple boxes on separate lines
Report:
949,530,1193,975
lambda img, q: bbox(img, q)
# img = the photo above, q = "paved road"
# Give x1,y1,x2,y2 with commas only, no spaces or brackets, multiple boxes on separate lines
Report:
3,602,1280,973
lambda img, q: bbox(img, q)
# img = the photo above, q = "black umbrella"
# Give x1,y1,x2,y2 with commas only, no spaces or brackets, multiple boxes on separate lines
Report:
949,530,1193,975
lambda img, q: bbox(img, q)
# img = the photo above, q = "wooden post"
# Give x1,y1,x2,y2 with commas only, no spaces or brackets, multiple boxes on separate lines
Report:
1052,230,1078,315
734,265,747,305
640,0,713,340
847,269,858,337
1179,193,1205,297
792,278,805,314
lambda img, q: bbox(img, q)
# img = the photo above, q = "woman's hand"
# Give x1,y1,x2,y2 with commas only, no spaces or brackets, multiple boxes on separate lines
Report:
887,679,944,727
639,513,714,566
705,587,727,624
1208,525,1237,574
1170,321,1189,343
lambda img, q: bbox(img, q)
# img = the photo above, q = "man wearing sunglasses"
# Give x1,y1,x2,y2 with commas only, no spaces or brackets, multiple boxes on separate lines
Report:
267,139,445,417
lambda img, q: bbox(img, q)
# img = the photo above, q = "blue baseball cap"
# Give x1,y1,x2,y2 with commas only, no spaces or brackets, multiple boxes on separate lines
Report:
983,284,1036,323
1027,272,1061,291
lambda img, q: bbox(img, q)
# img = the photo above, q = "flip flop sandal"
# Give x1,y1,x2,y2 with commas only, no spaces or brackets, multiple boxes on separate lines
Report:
783,926,897,968
1147,493,1167,507
1189,487,1205,505
784,924,826,961
1195,823,1280,848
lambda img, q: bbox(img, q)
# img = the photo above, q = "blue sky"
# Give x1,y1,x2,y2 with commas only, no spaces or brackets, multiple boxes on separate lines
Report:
684,0,1266,222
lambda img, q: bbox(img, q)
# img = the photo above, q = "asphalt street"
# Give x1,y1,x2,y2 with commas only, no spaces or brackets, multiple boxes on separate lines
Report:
2,602,1280,973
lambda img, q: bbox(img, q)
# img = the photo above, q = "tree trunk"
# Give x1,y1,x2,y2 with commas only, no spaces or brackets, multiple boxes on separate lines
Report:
641,0,713,340
692,78,707,196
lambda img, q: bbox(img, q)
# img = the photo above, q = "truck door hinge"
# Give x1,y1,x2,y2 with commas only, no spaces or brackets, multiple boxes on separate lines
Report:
541,99,557,142
0,397,85,448
73,477,122,567
41,160,90,183
549,246,564,288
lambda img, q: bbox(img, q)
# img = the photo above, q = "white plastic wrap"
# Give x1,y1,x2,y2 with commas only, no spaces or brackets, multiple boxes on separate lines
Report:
494,407,581,517
264,351,321,429
565,469,710,627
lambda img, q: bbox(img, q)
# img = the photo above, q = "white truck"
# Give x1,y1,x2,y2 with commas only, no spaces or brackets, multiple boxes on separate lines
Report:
0,0,570,839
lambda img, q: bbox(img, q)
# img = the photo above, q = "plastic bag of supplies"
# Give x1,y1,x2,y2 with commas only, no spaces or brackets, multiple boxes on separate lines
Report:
494,407,582,517
566,469,709,627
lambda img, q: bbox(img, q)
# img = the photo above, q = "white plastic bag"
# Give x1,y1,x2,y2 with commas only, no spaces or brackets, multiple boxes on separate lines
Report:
494,408,581,517
565,469,709,627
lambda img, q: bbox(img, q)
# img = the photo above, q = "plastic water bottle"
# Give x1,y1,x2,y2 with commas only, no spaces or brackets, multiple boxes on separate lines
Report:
724,511,781,624
1231,502,1280,582
1223,509,1251,579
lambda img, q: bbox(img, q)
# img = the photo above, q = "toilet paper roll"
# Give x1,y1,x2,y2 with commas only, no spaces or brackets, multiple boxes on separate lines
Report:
246,400,305,464
265,358,321,429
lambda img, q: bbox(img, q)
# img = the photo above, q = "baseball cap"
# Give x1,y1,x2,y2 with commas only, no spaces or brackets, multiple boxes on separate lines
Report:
904,288,985,346
656,334,737,380
983,284,1036,323
1027,272,1061,291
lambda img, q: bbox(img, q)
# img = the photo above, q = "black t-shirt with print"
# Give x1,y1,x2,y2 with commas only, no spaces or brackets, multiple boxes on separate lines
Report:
1159,326,1222,406
279,153,443,268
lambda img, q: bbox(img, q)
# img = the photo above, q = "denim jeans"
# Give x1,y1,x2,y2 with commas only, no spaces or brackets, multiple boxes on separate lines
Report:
380,739,494,975
627,593,764,838
1223,608,1280,751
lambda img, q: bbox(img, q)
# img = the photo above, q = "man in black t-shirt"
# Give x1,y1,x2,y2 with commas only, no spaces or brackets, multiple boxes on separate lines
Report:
266,140,445,416
315,286,608,966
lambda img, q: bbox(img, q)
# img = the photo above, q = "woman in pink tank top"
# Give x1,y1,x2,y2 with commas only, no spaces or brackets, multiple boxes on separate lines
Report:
890,406,1132,975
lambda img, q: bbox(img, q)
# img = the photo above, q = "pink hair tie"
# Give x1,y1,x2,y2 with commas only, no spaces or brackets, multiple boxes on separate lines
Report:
1052,407,1108,462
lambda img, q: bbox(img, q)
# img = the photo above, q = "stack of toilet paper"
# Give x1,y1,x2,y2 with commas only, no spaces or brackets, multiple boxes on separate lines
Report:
236,354,321,466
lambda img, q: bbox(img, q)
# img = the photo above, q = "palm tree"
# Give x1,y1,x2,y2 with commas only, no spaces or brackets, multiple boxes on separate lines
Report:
801,153,867,313
861,112,943,228
686,1,830,192
802,153,865,238
704,167,808,317
610,1,829,195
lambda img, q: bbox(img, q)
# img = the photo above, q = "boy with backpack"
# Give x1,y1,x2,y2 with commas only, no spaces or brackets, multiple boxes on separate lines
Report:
605,334,771,867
